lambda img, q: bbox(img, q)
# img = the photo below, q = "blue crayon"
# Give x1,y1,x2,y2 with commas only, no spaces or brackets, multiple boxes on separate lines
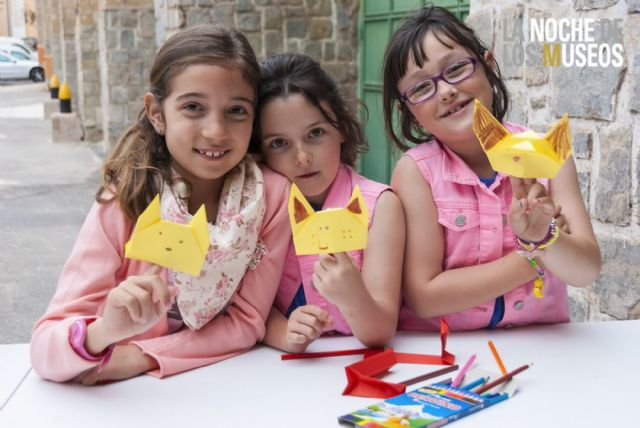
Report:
461,377,487,391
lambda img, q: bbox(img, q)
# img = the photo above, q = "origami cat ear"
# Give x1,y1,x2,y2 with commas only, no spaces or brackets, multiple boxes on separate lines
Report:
288,183,315,225
346,185,368,225
189,204,210,254
544,114,572,162
135,194,161,232
472,99,510,151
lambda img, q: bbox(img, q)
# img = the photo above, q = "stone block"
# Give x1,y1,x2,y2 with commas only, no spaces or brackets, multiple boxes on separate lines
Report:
495,4,525,80
307,0,332,16
630,0,640,12
466,8,494,50
594,236,640,320
573,0,619,10
286,18,307,38
51,112,83,143
237,13,261,32
264,8,283,30
309,18,332,39
594,123,632,225
44,99,59,119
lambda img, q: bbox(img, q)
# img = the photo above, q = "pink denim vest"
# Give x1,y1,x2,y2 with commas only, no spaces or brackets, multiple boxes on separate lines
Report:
399,123,570,331
274,164,390,335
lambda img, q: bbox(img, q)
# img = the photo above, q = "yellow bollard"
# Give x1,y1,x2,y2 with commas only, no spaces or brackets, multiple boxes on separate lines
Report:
49,74,59,99
59,81,71,113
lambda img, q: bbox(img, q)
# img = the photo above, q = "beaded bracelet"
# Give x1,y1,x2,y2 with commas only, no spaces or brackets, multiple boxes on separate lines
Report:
513,218,560,300
515,217,560,252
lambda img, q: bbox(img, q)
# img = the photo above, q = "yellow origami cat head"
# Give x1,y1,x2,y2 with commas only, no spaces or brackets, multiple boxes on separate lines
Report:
124,195,209,276
472,99,572,178
288,184,368,255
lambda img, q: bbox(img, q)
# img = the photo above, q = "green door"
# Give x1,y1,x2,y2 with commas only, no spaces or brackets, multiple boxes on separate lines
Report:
358,0,470,184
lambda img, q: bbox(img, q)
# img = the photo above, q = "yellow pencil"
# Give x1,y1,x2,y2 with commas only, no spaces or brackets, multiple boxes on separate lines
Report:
488,340,508,375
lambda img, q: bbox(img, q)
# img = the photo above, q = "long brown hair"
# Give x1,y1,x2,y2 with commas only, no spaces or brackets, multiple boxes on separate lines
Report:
252,53,368,167
96,25,259,220
382,6,510,151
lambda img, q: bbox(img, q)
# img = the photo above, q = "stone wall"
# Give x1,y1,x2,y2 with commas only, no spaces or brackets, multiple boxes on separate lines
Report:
158,0,359,100
468,0,640,321
35,0,360,146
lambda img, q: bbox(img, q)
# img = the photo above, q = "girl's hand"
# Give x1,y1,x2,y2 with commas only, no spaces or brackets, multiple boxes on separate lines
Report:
90,265,176,348
312,253,364,305
75,345,158,386
285,305,332,353
509,177,559,242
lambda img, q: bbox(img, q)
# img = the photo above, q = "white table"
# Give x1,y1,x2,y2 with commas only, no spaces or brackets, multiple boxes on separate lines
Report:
0,344,31,411
1,321,638,427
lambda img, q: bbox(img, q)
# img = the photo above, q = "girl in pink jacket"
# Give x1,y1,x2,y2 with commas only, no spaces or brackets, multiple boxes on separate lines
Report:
254,53,405,353
30,25,291,384
382,6,601,331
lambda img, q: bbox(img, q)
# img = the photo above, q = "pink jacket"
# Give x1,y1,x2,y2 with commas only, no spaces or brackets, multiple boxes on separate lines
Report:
273,165,390,335
399,123,569,331
30,167,291,381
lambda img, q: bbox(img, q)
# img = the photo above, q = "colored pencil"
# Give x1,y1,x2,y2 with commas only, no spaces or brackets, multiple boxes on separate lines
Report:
475,363,532,394
488,340,508,375
280,347,383,360
461,376,487,391
400,364,459,386
451,354,476,387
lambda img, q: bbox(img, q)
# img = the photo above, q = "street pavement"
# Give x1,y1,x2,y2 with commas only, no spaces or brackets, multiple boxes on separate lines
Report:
0,82,103,343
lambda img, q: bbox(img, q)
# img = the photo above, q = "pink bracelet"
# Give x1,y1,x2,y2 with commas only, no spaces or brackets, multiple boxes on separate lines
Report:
69,318,115,373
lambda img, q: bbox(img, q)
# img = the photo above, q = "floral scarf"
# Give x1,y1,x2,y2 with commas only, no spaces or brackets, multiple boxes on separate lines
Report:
161,157,266,330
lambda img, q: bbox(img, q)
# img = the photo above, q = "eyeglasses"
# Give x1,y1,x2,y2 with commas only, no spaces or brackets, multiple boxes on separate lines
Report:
400,57,478,105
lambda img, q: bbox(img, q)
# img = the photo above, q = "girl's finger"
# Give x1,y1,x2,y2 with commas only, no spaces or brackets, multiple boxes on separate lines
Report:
509,176,528,201
110,287,143,322
299,305,332,323
122,284,155,323
526,182,548,202
286,331,308,344
531,196,557,216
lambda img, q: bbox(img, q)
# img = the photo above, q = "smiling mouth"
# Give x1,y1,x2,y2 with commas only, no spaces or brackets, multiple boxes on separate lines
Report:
297,172,319,179
195,149,228,159
441,99,471,117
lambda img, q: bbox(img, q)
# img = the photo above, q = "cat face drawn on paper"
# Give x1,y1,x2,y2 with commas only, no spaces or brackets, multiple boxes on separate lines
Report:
288,183,368,255
124,194,209,276
472,99,572,179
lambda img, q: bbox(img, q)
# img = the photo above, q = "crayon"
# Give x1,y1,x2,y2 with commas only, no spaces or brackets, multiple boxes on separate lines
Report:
461,376,487,391
400,364,459,386
475,363,532,394
488,340,508,375
451,354,476,387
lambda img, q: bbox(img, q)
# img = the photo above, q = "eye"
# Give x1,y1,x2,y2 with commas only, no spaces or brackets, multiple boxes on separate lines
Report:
158,231,163,235
179,240,184,244
269,138,287,150
228,105,250,116
409,80,434,97
309,127,325,139
183,102,203,112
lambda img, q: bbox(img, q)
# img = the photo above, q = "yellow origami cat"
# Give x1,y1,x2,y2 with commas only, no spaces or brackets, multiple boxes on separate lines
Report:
124,195,209,276
288,184,368,255
472,99,572,178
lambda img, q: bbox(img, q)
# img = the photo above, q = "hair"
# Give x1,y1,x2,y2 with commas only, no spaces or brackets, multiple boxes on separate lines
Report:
96,25,259,220
252,52,367,167
382,6,510,152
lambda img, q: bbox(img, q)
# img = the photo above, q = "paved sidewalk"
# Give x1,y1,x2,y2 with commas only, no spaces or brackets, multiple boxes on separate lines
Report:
0,83,104,343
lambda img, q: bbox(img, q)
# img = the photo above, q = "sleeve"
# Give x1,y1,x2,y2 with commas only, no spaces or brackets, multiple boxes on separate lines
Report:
30,200,134,382
131,170,291,378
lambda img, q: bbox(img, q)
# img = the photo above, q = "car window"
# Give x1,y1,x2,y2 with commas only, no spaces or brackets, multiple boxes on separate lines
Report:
11,43,31,56
11,51,29,60
0,53,11,62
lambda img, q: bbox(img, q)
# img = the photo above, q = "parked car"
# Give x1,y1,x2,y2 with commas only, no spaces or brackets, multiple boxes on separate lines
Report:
0,37,38,62
0,50,44,82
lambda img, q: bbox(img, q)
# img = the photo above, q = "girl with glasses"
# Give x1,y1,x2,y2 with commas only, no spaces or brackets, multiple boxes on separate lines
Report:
382,6,601,331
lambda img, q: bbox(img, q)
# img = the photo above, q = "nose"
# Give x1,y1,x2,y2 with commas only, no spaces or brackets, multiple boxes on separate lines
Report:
201,113,227,140
294,144,312,167
436,79,458,102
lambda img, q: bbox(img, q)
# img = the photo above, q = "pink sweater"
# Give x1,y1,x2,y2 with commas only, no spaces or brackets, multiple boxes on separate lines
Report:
31,167,291,381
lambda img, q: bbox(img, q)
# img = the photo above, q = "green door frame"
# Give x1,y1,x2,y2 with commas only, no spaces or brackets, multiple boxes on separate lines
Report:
357,0,470,184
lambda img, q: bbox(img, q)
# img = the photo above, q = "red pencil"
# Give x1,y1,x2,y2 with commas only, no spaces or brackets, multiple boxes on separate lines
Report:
475,363,532,394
